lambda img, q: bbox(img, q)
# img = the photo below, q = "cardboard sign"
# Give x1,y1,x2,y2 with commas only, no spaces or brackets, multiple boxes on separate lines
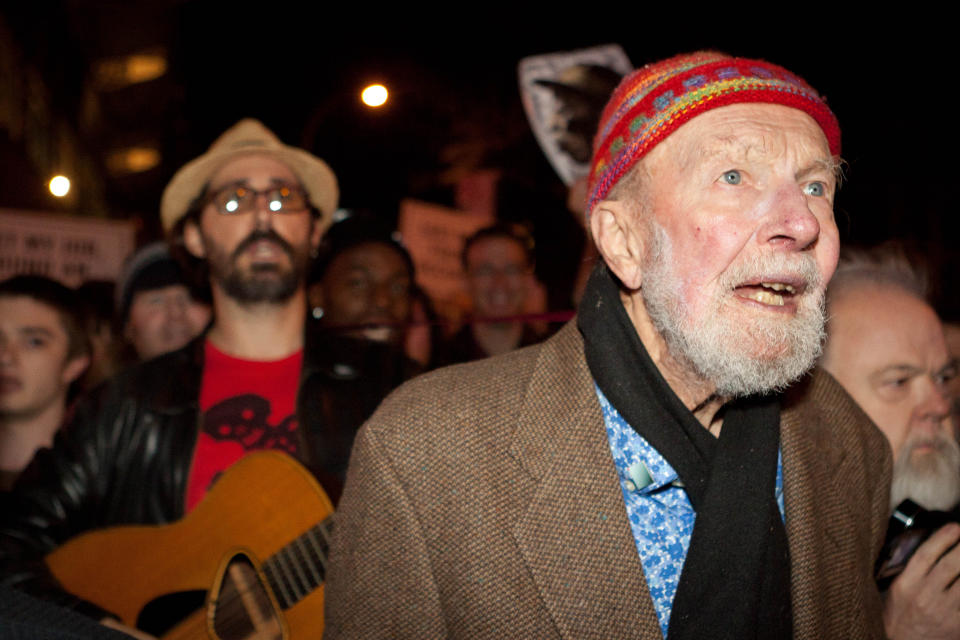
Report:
0,208,136,286
398,199,492,307
519,44,632,186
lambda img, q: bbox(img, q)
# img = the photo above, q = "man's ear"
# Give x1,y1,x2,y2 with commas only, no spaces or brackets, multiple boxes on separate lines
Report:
589,199,646,290
61,354,90,386
182,220,206,259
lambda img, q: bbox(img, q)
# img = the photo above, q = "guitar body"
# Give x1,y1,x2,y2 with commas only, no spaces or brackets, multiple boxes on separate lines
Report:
45,451,334,638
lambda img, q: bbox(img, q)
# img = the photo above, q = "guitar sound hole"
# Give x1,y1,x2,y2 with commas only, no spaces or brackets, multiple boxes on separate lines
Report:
137,590,207,636
212,553,284,640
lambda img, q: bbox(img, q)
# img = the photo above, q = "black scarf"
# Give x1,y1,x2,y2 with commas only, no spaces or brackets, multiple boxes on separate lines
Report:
578,265,792,640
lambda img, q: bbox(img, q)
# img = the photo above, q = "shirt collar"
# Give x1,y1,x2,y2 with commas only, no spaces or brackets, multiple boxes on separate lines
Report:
597,384,680,494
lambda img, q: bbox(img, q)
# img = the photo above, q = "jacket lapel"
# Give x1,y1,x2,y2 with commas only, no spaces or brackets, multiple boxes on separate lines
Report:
507,328,884,639
509,323,662,639
781,369,870,639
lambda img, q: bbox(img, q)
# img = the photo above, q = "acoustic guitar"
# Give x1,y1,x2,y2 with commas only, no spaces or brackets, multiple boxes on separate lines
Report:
45,451,334,639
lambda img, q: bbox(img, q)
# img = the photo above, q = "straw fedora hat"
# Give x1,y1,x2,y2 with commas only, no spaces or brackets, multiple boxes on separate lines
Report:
160,119,338,233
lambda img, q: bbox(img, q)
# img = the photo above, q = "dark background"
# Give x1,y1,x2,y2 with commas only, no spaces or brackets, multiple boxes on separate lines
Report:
1,5,955,318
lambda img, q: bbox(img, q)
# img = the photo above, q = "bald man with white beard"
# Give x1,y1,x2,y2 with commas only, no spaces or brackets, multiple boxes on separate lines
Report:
822,247,960,640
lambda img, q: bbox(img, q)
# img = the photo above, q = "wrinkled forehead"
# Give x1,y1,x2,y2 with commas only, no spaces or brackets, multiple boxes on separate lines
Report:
833,286,950,365
207,153,300,190
645,103,834,174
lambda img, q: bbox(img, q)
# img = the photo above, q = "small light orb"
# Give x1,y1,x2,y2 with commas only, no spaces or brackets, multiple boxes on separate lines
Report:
49,175,71,197
361,84,388,108
269,200,282,212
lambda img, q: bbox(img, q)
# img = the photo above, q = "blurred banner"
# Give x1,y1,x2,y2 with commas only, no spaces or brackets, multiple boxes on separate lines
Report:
0,208,135,286
398,199,492,311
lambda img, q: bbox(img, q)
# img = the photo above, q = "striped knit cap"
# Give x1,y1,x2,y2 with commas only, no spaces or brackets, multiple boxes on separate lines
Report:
586,51,841,216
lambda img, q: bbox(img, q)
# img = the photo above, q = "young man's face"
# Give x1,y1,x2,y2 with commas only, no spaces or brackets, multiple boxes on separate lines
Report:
0,296,88,419
184,153,322,304
313,242,412,343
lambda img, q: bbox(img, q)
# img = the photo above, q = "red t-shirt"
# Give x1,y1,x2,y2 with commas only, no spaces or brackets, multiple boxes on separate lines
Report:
184,340,303,512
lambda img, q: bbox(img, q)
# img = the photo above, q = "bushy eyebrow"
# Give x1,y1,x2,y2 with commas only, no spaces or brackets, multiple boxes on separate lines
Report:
869,361,958,383
796,158,842,182
877,364,922,375
867,364,922,384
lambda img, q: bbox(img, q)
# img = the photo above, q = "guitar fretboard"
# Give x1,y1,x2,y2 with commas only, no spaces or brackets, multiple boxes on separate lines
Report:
261,517,334,609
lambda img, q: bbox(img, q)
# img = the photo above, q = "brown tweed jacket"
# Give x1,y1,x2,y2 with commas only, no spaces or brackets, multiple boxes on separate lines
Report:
324,321,892,639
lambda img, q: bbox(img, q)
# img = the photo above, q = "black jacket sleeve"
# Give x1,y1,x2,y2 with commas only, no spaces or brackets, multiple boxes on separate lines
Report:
0,348,200,619
0,378,129,618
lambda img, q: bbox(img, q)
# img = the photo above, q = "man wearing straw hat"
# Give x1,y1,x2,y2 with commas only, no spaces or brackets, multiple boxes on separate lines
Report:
0,120,404,632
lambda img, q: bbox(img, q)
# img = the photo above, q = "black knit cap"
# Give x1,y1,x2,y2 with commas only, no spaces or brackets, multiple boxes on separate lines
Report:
115,242,191,323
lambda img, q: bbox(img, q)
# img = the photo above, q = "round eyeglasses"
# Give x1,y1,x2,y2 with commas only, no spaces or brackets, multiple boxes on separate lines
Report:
203,182,309,215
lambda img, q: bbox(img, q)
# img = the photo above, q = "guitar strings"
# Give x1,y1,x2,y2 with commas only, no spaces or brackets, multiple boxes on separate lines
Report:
201,520,333,636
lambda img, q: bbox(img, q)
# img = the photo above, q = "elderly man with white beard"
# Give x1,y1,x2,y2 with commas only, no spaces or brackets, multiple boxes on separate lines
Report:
325,51,891,640
821,247,960,640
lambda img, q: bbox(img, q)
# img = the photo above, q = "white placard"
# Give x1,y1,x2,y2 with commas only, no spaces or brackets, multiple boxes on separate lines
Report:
398,199,492,306
0,208,137,286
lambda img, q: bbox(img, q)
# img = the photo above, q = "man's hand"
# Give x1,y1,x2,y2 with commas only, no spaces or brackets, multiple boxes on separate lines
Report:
100,617,157,639
884,523,960,639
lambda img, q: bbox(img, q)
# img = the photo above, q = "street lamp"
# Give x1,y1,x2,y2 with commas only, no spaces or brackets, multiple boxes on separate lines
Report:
361,84,388,108
49,175,71,198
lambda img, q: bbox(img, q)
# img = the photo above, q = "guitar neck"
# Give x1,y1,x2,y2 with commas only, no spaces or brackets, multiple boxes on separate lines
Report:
260,516,335,610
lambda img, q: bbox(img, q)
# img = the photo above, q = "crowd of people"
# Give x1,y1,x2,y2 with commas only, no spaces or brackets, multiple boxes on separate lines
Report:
1,50,959,639
0,194,551,497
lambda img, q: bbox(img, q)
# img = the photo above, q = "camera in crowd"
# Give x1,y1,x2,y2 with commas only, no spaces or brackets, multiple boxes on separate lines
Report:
876,499,959,590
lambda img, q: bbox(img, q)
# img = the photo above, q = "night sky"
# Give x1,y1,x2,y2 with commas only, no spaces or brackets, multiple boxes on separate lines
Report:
1,7,956,316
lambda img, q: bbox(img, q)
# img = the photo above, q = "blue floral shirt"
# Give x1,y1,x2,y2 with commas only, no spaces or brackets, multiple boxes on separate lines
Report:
597,386,784,637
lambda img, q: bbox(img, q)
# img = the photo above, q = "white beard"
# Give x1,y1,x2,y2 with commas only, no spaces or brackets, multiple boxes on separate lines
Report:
890,434,960,512
640,219,827,397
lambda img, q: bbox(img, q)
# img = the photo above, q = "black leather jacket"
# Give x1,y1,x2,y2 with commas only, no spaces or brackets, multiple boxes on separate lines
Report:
0,326,416,615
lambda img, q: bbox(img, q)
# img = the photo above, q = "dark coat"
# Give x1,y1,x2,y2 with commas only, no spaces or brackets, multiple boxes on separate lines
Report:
0,326,415,616
324,321,892,639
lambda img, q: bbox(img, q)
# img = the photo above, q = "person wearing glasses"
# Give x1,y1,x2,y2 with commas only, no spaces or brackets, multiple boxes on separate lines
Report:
0,120,401,635
439,223,545,365
820,246,960,640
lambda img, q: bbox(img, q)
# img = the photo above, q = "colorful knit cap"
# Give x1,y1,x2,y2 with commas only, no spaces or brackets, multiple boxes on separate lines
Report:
586,51,841,216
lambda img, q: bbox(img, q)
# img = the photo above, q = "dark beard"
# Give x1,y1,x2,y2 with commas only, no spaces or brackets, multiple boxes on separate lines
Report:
207,229,310,304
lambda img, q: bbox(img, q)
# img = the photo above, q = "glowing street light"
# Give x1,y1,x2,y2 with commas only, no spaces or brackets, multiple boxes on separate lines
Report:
361,84,388,108
49,175,71,197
